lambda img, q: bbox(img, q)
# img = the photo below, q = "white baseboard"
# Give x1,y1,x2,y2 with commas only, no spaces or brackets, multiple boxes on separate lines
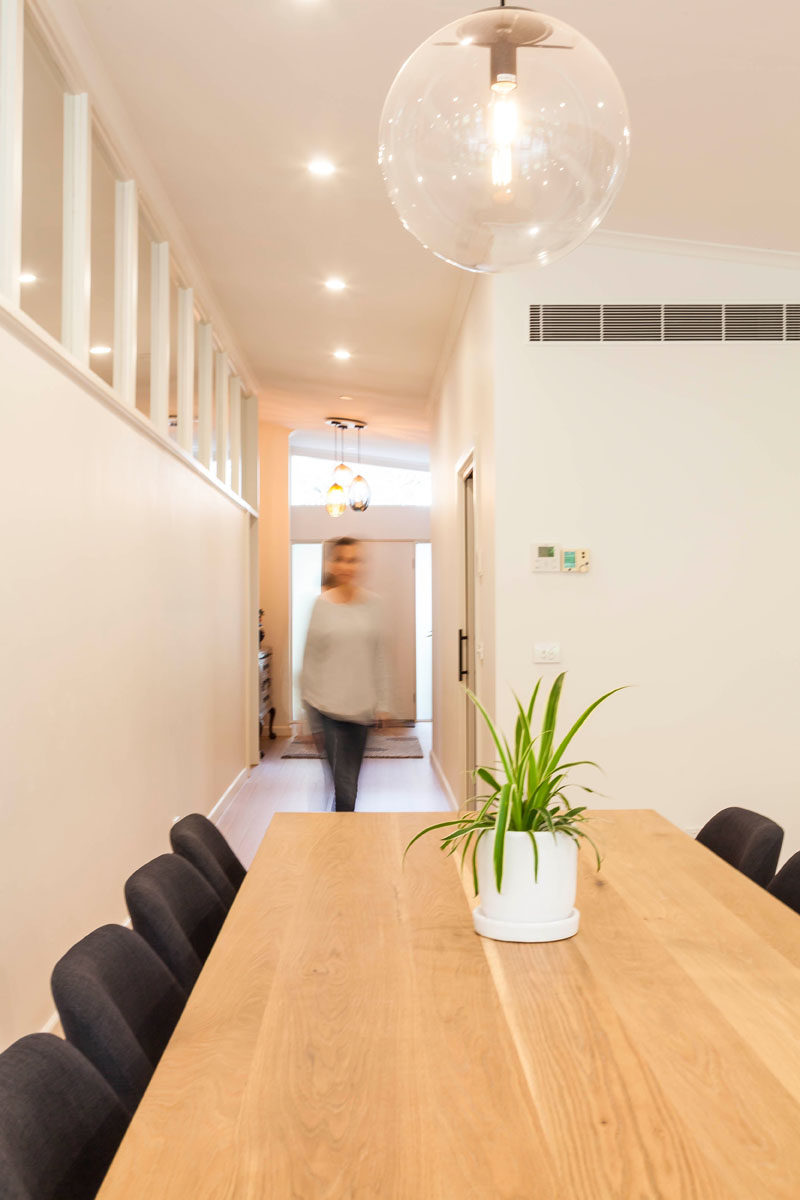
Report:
430,749,459,811
207,766,249,824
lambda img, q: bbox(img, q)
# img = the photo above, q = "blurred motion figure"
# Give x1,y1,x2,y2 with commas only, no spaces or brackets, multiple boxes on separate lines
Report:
301,538,390,812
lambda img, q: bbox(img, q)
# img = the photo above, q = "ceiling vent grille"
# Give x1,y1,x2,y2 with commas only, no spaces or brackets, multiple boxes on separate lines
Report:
528,303,800,343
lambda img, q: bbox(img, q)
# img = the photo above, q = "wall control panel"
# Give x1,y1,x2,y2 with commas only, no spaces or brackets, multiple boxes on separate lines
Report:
532,544,591,573
532,543,560,572
562,547,590,573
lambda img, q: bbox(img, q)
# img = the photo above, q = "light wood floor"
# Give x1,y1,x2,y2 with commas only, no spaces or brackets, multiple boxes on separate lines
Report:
217,723,451,866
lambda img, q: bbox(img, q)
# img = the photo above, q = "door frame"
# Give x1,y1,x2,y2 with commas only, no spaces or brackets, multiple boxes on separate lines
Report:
456,450,478,805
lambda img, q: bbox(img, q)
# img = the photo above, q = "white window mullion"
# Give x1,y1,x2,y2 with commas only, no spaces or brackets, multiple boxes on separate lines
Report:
0,0,24,305
242,393,259,510
229,374,242,493
196,321,213,469
61,92,91,364
113,179,137,405
149,241,169,434
176,286,194,453
214,351,230,485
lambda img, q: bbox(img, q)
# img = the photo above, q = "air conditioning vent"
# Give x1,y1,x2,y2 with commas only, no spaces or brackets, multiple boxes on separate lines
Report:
529,303,800,343
785,305,800,340
603,305,661,341
529,304,542,342
663,305,722,341
543,305,601,341
724,304,783,341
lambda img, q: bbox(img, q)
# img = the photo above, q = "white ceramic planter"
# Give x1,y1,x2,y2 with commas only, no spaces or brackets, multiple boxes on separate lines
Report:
473,829,580,942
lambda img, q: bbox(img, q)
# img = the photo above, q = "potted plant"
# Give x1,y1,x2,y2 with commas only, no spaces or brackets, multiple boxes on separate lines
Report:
407,673,624,942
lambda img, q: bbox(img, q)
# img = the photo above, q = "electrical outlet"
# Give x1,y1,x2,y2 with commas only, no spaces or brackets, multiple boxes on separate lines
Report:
534,642,561,664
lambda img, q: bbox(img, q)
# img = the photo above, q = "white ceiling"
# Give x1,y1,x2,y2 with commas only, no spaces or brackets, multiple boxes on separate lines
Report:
69,0,800,445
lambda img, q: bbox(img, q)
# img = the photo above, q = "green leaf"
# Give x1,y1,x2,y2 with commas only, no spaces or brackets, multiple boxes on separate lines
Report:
475,766,503,793
493,783,512,890
403,819,472,862
548,686,628,774
537,672,566,773
526,830,540,882
466,688,512,781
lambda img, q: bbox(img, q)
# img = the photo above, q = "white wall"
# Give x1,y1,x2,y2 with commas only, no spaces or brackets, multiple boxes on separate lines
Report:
430,278,496,807
492,242,800,862
0,314,251,1048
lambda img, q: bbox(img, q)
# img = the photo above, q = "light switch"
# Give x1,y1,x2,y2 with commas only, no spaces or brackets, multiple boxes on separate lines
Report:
534,642,561,664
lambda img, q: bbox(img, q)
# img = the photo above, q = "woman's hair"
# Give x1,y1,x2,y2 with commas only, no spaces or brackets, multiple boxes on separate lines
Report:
332,537,359,555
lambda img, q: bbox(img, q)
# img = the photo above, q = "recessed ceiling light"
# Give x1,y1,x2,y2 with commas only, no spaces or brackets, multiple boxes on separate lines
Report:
324,277,347,291
90,345,112,356
19,272,37,284
333,349,351,360
308,158,335,177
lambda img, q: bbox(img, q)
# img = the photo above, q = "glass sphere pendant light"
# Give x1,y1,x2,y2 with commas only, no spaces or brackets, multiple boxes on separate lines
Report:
378,2,630,273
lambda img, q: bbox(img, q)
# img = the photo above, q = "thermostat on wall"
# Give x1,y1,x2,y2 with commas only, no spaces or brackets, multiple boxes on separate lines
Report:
562,547,590,573
532,543,560,573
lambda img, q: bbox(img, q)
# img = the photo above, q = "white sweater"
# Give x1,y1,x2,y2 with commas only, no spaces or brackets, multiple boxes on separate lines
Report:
301,590,390,725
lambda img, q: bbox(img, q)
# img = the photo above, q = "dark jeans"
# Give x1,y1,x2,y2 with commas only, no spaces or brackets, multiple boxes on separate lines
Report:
307,706,370,812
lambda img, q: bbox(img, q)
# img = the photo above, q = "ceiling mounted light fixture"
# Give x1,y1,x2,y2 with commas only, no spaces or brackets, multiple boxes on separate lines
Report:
325,418,370,515
333,348,351,360
19,271,37,284
308,158,336,176
90,345,112,356
325,277,347,291
378,1,630,273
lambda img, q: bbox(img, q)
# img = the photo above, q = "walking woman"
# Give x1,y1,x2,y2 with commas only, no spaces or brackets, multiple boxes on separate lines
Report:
301,538,390,812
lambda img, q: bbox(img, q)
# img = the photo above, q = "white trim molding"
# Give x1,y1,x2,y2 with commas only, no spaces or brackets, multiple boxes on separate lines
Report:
0,0,24,306
61,91,91,364
430,748,459,812
592,227,800,272
112,179,138,405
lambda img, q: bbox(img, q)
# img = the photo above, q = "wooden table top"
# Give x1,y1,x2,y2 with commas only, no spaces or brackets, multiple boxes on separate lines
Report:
97,809,800,1199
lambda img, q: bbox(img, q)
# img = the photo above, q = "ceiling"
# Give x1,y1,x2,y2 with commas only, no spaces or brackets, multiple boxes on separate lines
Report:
67,0,800,447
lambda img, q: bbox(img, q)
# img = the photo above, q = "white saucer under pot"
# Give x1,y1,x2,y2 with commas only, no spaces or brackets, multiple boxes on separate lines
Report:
474,830,580,943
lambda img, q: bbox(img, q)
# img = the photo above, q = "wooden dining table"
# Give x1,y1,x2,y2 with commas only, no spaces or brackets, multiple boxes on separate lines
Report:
97,809,800,1199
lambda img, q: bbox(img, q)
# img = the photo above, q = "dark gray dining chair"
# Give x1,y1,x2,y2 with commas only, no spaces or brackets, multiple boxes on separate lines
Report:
0,1032,129,1200
695,806,784,887
767,851,800,914
124,854,227,992
169,814,245,909
52,924,187,1113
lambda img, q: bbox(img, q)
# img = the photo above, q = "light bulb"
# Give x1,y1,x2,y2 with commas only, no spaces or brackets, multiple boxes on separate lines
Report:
325,482,346,517
333,461,354,488
491,95,518,189
349,475,371,512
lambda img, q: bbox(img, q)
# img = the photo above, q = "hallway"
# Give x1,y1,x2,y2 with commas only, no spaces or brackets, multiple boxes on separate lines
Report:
216,724,450,866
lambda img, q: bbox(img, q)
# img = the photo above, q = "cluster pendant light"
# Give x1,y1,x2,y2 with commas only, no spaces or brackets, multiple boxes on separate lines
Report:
325,419,371,517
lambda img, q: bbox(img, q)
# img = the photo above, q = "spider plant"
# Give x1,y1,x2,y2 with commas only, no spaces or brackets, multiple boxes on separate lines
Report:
406,673,624,893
